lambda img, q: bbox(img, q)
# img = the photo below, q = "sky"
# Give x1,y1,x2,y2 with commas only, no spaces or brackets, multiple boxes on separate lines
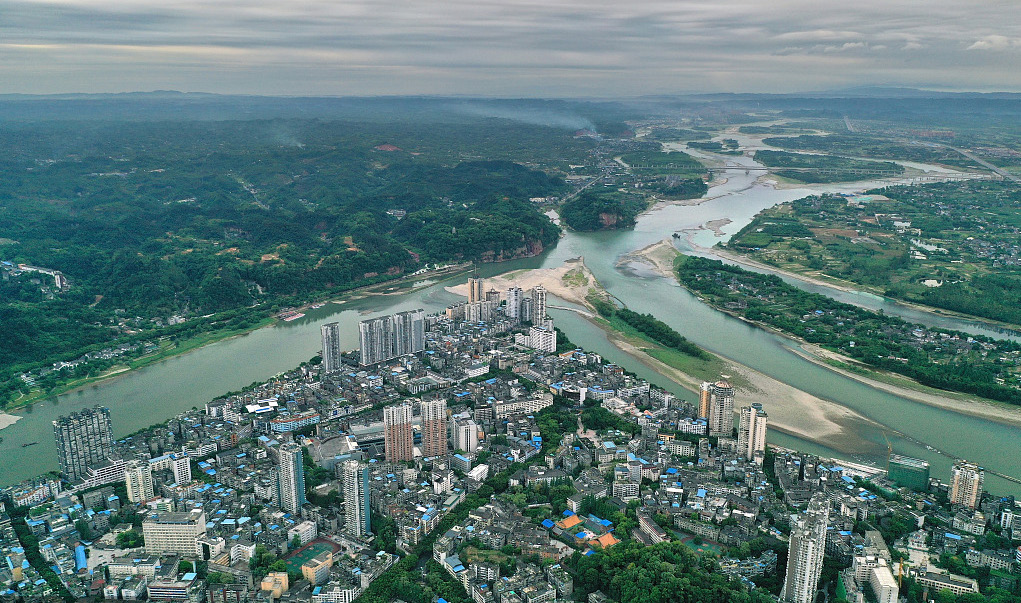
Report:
1,0,1019,96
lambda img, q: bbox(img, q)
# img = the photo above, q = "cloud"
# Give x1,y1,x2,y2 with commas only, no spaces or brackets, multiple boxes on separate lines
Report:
823,42,867,53
967,35,1021,51
0,0,1016,94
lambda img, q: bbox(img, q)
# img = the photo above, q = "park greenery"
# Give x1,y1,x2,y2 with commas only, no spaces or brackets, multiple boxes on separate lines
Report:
0,117,588,408
641,127,713,142
728,182,1021,327
619,147,707,178
675,255,1021,404
568,540,774,603
590,296,708,360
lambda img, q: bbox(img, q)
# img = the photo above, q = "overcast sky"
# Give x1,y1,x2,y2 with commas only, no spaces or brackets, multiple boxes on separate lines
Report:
2,0,1019,96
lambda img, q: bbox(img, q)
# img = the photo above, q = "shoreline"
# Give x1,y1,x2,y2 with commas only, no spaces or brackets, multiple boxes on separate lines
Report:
624,235,1021,430
0,412,21,431
3,262,476,416
790,343,1021,430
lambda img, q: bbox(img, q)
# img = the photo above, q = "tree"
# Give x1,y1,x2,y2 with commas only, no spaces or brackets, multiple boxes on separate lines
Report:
207,572,235,585
116,529,144,548
75,519,92,541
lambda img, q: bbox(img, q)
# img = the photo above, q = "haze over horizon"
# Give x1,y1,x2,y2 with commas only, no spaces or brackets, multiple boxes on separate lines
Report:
2,0,1019,97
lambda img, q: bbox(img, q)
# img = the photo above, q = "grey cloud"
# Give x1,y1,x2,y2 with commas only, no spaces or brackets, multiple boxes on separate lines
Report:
0,0,1016,94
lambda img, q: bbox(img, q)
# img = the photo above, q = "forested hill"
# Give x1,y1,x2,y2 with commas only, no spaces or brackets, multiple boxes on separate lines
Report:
0,117,591,401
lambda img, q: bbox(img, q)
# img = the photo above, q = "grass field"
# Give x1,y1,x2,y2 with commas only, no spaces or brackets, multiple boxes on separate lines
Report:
283,540,341,573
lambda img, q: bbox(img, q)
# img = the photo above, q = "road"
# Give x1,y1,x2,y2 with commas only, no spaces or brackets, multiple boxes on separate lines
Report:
946,145,1021,183
561,174,605,202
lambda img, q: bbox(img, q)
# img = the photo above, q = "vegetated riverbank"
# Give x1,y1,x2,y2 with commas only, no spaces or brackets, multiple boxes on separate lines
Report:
790,343,1021,430
622,236,1021,431
671,254,1021,429
2,263,473,416
2,316,275,413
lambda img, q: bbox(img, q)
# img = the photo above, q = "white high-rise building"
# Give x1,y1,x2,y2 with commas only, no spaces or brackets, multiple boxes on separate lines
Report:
950,461,984,509
531,285,547,323
143,510,207,558
737,404,768,463
708,380,735,437
870,565,899,603
453,418,480,453
125,460,154,503
149,452,191,485
342,461,371,538
277,443,307,514
781,495,829,603
321,322,343,373
358,309,425,366
517,325,556,353
505,287,523,321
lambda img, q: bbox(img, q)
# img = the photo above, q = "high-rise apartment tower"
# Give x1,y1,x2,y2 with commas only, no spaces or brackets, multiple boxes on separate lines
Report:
950,461,984,509
420,398,448,458
781,495,829,603
342,461,371,537
383,402,415,462
277,443,307,514
468,277,484,304
125,459,154,503
53,406,114,482
707,380,735,437
737,404,768,463
320,322,343,373
358,309,425,366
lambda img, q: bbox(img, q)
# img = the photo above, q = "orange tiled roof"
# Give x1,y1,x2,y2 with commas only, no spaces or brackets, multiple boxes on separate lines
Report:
558,514,583,529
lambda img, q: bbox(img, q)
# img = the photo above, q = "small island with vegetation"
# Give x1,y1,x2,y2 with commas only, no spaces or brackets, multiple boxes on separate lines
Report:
560,192,645,231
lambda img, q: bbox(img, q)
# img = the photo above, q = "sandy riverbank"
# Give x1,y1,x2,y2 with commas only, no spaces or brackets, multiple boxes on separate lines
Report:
616,239,680,279
445,256,600,308
451,250,868,450
584,310,882,454
0,412,21,430
794,343,1021,429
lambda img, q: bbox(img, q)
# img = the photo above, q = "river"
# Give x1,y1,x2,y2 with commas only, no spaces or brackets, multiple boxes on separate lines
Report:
2,151,1019,496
